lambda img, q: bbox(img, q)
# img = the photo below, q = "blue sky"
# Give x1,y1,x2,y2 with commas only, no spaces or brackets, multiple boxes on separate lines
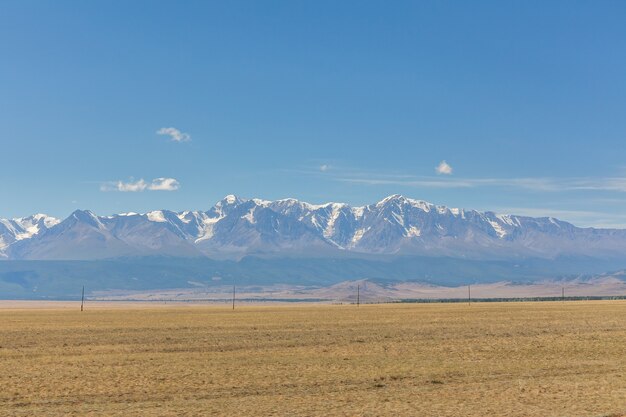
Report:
1,1,626,227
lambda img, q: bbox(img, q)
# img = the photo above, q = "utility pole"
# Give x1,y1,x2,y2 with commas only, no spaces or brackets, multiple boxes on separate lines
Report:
357,284,360,307
232,282,236,310
468,285,471,306
81,286,85,312
562,286,565,302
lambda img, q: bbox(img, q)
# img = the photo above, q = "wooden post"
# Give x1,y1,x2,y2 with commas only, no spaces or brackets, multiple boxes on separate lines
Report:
357,284,360,307
81,286,84,312
232,283,236,310
562,286,565,302
468,285,471,306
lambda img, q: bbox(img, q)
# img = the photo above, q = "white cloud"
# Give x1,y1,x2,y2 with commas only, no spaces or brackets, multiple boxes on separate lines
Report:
101,178,180,192
320,164,330,172
148,178,180,191
117,179,147,192
435,160,453,175
156,127,191,142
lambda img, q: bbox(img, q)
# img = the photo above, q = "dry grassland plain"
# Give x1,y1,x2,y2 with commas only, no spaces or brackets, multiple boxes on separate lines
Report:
1,301,625,417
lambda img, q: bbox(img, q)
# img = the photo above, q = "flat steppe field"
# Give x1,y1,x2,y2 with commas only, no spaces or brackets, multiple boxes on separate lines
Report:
1,302,625,416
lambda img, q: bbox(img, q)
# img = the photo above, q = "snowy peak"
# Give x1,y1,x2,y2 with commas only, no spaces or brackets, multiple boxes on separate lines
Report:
374,194,433,211
68,209,104,229
375,194,408,207
217,194,245,207
146,210,167,223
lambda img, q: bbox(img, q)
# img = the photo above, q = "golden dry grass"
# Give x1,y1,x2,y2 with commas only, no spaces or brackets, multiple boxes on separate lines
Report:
1,301,626,416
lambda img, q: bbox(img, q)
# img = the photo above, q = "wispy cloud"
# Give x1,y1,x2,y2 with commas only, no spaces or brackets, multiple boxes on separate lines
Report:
335,174,626,193
156,127,191,142
336,176,555,190
435,160,453,175
268,157,626,193
289,164,626,193
341,177,474,188
100,178,180,192
566,177,626,192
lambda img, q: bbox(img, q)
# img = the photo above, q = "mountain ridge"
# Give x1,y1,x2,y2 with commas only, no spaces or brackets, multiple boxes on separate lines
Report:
2,194,626,261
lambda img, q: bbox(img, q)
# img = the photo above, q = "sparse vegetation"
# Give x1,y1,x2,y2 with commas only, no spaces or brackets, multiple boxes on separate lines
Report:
1,301,625,416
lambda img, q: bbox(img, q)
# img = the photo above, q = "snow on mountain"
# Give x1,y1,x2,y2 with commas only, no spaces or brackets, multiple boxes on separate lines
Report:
0,214,60,257
2,195,626,261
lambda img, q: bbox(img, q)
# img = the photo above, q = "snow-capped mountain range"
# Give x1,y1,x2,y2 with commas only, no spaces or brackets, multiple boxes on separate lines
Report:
2,194,626,261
